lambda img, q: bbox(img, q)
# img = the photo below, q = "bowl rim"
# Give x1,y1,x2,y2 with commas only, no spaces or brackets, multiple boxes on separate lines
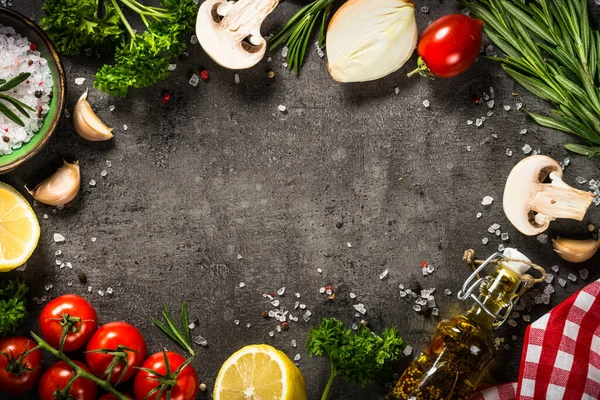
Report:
0,7,66,174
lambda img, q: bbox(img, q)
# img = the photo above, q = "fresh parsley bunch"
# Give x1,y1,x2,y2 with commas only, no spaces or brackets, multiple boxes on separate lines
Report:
307,318,406,400
40,0,197,96
0,279,29,337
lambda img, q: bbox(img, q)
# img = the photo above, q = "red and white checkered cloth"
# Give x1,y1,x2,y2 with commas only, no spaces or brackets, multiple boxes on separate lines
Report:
473,279,600,400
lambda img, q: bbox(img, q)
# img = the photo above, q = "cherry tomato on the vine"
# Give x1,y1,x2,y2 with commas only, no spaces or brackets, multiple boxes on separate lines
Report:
0,336,43,394
85,322,147,383
134,352,198,400
39,294,98,352
38,361,97,400
415,14,484,78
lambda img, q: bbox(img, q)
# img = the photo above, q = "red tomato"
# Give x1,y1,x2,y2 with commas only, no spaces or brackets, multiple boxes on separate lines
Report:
417,14,484,78
134,352,198,400
38,361,97,400
0,336,43,394
99,394,135,400
85,322,147,383
39,294,98,352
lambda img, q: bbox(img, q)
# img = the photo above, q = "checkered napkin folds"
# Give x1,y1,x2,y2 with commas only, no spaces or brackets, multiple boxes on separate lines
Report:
474,279,600,400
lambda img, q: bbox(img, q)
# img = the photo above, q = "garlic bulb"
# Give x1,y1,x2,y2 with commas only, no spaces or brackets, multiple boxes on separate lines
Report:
27,161,80,206
552,237,600,263
73,89,113,141
326,0,418,83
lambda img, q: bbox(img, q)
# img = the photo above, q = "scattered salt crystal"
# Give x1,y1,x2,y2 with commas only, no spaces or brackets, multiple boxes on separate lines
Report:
487,100,495,108
277,105,287,112
462,8,470,15
277,287,286,296
420,6,429,13
498,244,505,252
515,103,523,110
422,99,430,108
98,290,105,297
299,304,306,310
239,282,245,288
482,238,489,244
55,249,62,256
168,64,177,71
537,234,548,244
506,149,513,157
67,281,73,287
91,237,97,242
466,145,472,152
44,284,52,291
541,293,550,304
188,322,195,329
427,296,436,308
74,77,85,85
485,45,494,55
190,34,198,44
522,144,532,154
234,320,240,325
470,345,482,355
507,319,517,327
319,287,325,294
87,286,93,292
352,323,358,330
237,254,242,260
432,308,439,316
394,87,400,95
519,128,528,135
501,233,509,241
563,158,570,167
543,285,555,295
43,214,48,219
444,289,452,296
475,118,483,127
195,335,208,346
413,304,422,312
399,290,407,297
55,259,62,266
403,346,413,356
487,110,494,117
246,323,251,328
353,303,367,315
379,269,389,280
53,233,65,242
295,293,300,298
106,287,113,294
503,105,511,111
276,325,281,333
89,179,96,187
349,293,356,299
317,268,322,273
100,170,108,177
234,74,240,84
576,176,587,184
123,124,128,131
109,105,115,112
523,315,531,322
476,212,482,219
580,269,589,280
551,265,559,273
489,87,495,98
189,74,199,87
64,109,71,119
347,242,352,248
467,120,473,125
271,300,280,307
545,274,554,284
568,273,577,282
482,196,494,206
281,46,288,58
558,278,567,287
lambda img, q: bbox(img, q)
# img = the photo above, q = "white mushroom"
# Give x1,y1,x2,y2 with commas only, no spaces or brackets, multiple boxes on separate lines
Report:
503,155,594,236
196,0,279,70
552,237,600,263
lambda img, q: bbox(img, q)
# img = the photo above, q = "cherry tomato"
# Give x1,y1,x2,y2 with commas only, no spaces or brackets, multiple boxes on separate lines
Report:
99,394,135,400
85,322,147,383
38,361,97,400
40,294,98,352
0,336,43,394
134,352,198,400
417,14,483,78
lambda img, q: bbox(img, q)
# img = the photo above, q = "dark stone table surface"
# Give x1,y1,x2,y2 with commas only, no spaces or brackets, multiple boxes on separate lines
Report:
3,1,600,399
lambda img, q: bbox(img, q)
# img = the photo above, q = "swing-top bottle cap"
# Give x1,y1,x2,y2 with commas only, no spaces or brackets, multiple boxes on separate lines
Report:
501,248,531,276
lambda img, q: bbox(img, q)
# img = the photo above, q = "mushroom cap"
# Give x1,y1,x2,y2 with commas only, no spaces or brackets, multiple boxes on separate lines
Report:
502,155,562,236
196,0,276,70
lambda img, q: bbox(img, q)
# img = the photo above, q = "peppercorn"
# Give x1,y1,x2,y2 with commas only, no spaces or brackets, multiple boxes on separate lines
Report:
77,272,87,284
199,383,207,392
2,137,9,143
34,90,43,98
335,221,343,229
261,310,269,319
28,60,33,66
281,321,289,330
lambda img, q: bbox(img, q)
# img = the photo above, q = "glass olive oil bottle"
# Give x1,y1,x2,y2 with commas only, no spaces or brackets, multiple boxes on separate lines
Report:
389,248,532,400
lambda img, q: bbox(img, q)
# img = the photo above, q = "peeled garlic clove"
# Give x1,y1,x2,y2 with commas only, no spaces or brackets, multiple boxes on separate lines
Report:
552,237,600,263
27,161,80,206
73,89,113,141
326,0,418,83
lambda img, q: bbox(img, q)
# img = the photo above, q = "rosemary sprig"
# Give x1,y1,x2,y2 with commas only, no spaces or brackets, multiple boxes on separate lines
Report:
268,0,335,74
0,72,35,127
461,0,600,158
152,302,195,356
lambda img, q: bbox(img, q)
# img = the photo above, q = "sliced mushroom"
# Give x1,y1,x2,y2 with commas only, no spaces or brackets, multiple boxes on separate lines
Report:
503,155,594,236
552,237,600,263
196,0,279,70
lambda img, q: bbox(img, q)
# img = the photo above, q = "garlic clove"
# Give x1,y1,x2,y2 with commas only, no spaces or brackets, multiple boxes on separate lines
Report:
73,89,113,141
326,0,418,83
552,237,600,263
27,161,80,206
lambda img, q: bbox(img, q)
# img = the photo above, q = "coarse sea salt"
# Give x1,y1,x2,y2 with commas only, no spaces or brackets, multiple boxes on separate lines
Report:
0,25,54,155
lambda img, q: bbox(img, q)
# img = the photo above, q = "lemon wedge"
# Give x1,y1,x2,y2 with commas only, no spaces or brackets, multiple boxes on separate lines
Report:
214,344,308,400
0,182,40,272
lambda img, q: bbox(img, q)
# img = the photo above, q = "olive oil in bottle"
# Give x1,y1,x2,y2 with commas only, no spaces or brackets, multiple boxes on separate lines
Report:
389,248,534,400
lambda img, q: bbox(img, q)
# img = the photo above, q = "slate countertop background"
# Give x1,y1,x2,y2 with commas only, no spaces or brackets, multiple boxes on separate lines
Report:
4,0,600,399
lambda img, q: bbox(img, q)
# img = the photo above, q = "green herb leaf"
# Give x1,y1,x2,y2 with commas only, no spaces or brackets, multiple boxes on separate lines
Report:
152,302,195,356
0,280,29,337
0,102,25,127
564,143,600,157
307,318,405,400
0,73,31,92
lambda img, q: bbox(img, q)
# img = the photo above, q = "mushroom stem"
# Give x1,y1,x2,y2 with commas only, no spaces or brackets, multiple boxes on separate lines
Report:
531,179,594,222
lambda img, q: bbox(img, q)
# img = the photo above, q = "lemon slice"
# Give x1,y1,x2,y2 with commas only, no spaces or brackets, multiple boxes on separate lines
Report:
214,344,308,400
0,182,40,272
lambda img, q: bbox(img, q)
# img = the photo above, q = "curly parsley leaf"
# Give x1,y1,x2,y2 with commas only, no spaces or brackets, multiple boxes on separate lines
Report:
39,0,124,56
307,318,405,400
0,280,29,338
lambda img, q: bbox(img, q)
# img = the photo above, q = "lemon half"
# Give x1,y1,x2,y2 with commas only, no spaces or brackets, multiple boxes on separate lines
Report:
214,344,308,400
0,182,40,272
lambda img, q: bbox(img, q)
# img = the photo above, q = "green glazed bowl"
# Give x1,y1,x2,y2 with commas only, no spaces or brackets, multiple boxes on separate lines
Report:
0,8,66,174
